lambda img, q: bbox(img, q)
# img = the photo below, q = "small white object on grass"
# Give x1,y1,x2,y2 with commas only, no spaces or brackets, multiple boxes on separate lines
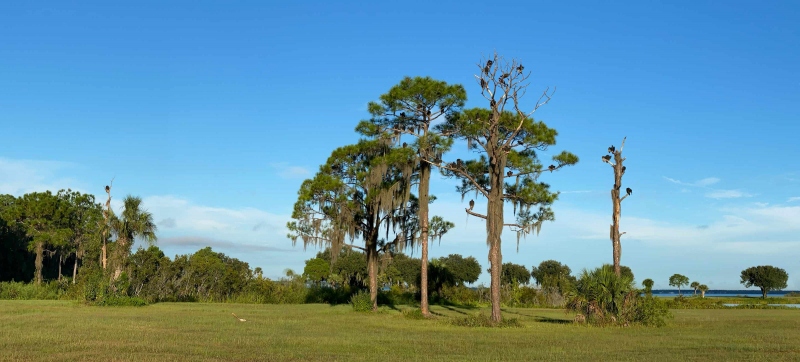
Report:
231,313,247,322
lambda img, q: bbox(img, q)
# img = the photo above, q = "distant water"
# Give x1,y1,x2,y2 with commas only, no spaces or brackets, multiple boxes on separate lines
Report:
651,289,799,297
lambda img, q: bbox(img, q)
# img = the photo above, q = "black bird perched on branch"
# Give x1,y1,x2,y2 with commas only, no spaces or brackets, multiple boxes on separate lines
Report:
483,65,490,75
626,188,632,196
517,64,524,73
486,60,493,67
105,185,110,193
480,78,488,90
608,145,616,153
621,166,626,174
602,155,612,163
456,159,463,168
548,164,556,172
507,170,513,177
402,142,407,148
469,199,475,210
400,112,406,118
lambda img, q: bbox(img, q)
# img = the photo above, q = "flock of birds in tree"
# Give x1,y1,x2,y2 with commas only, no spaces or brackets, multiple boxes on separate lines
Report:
480,59,525,90
602,145,632,196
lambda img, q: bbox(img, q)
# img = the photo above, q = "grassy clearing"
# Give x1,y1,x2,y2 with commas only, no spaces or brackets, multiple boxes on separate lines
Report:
1,301,799,361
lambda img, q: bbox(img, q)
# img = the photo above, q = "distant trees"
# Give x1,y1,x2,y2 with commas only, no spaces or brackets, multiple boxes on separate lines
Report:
437,254,481,286
500,263,532,286
531,260,575,295
437,53,578,322
690,281,700,296
642,278,654,296
740,265,788,299
669,274,690,296
698,284,709,298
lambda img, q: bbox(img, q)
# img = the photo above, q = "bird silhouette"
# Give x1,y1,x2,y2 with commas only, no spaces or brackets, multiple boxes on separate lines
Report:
548,164,556,172
608,145,615,153
602,155,612,163
626,188,632,196
469,199,475,210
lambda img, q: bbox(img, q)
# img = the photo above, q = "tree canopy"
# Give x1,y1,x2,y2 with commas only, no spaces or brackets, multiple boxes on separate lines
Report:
740,265,788,299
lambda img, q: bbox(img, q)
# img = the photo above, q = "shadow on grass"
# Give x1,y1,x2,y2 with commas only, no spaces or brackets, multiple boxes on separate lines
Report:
501,308,572,325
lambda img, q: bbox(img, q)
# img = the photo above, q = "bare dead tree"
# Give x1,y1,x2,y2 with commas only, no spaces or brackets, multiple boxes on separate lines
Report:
602,137,630,277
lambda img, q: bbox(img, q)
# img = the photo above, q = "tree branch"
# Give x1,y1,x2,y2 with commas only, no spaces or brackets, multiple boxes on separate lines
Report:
464,208,487,220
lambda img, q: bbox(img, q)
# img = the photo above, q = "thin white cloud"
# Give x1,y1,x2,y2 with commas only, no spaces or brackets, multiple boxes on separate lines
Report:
160,236,294,253
0,158,84,196
270,163,311,179
787,197,800,203
664,176,720,187
705,190,753,199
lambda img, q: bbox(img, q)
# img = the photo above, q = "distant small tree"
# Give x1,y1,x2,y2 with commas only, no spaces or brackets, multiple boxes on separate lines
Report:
698,284,709,298
690,281,700,296
740,265,789,299
668,274,690,296
642,278,654,296
531,260,576,295
303,257,330,285
500,262,531,286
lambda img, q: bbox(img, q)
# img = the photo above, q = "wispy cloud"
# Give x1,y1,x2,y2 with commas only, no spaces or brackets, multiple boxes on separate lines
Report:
788,197,800,203
664,177,720,187
0,158,84,196
705,190,753,199
158,218,177,228
270,163,310,179
160,236,294,253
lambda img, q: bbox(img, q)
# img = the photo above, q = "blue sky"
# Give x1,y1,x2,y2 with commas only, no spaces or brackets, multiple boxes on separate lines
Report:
2,1,799,289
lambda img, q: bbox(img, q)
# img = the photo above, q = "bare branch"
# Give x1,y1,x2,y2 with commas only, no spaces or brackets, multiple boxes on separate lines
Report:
465,208,487,220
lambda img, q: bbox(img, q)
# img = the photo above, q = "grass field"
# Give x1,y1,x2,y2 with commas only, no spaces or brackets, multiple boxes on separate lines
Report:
1,301,799,361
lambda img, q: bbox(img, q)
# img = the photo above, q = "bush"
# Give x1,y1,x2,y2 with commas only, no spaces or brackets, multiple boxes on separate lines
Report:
97,295,148,307
350,290,373,312
0,281,64,300
402,308,425,320
567,265,671,327
450,313,522,328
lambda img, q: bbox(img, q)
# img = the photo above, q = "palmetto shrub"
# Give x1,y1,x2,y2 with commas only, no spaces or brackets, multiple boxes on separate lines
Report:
567,265,671,327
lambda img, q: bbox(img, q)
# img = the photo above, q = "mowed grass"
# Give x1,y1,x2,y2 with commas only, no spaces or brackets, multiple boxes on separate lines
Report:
1,301,799,361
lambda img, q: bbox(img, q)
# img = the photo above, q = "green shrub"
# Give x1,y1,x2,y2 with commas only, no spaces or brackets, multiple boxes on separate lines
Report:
0,281,64,300
350,290,373,312
402,308,425,320
450,313,522,328
97,295,148,307
567,265,671,327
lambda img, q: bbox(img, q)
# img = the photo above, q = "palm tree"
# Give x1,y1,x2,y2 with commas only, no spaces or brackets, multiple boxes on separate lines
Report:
642,278,654,296
690,281,700,296
698,284,709,298
111,195,157,279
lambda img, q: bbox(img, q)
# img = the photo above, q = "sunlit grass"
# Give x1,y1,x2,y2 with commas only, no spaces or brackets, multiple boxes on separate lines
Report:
1,301,799,361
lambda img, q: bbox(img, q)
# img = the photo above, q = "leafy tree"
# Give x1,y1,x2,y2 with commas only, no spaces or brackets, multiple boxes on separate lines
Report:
110,195,157,279
642,278,654,296
288,139,416,310
303,257,330,284
358,76,466,316
9,191,73,284
57,189,103,283
500,262,531,286
0,194,33,282
740,265,789,299
601,138,633,276
602,264,634,282
531,260,576,295
698,284,709,298
437,54,578,322
668,274,689,296
387,253,420,288
690,281,700,296
438,254,481,286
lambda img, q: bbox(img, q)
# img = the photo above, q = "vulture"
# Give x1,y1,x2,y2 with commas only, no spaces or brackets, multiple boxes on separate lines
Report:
486,60,493,67
517,64,524,73
402,142,407,148
602,155,612,163
621,166,626,174
484,65,490,74
507,170,513,177
608,145,616,153
548,164,556,172
456,159,463,168
626,187,632,196
469,199,475,210
105,185,110,193
480,78,488,90
400,112,406,118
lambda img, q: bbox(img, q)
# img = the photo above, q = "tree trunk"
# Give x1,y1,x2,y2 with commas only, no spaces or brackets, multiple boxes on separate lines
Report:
487,151,506,323
368,249,378,311
58,254,63,281
762,288,767,299
610,151,624,277
34,241,44,285
72,255,79,284
101,232,107,270
700,291,705,298
418,163,431,317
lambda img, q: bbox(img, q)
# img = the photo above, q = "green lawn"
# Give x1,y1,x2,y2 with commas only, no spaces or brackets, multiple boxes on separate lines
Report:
1,301,799,361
